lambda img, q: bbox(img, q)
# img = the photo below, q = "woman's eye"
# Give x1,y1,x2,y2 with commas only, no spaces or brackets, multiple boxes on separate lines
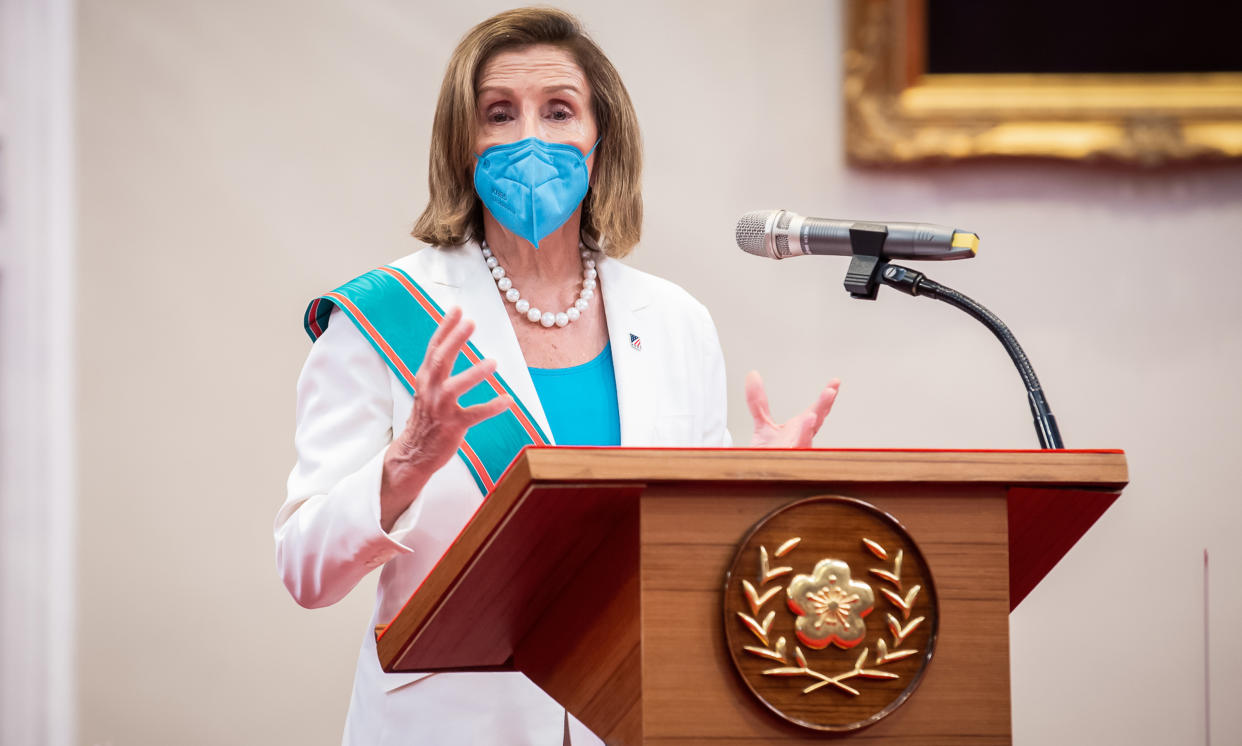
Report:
484,106,512,124
548,107,572,122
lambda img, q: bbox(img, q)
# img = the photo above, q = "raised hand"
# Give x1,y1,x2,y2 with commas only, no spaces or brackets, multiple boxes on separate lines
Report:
745,370,839,449
380,307,511,530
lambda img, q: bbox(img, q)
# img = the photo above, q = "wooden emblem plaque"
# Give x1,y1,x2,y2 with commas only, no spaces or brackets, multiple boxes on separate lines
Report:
723,495,940,732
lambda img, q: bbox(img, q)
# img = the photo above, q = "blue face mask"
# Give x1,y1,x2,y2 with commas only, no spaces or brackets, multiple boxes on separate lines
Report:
474,137,599,248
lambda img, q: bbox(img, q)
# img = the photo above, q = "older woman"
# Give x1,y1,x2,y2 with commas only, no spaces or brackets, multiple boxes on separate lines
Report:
275,7,837,745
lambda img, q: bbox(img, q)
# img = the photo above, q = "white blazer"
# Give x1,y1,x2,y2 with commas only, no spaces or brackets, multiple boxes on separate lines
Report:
275,241,730,745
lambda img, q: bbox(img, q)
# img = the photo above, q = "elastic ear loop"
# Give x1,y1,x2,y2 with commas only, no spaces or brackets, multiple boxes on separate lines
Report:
584,137,601,189
580,137,603,249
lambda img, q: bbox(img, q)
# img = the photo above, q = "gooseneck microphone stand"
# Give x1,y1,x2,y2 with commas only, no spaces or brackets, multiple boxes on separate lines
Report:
842,226,1064,450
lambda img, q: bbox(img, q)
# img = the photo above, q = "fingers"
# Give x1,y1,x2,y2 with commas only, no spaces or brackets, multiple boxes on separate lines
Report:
794,411,817,448
425,306,462,353
423,310,475,386
746,371,841,448
808,379,841,432
442,357,498,399
744,370,777,430
461,395,512,425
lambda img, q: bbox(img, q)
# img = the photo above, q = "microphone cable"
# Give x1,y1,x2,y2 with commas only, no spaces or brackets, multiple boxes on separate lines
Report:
878,264,1064,449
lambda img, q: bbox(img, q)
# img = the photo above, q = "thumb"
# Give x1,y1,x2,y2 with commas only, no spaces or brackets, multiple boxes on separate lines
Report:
745,370,776,429
795,411,817,448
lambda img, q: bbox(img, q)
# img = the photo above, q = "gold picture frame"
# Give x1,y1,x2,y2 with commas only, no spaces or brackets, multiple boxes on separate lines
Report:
845,0,1242,165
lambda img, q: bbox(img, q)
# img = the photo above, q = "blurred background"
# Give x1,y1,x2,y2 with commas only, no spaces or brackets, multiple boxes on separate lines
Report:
3,0,1241,743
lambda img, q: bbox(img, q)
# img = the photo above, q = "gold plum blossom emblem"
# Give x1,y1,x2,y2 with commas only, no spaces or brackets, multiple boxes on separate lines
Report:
723,495,939,732
787,559,874,650
734,534,926,697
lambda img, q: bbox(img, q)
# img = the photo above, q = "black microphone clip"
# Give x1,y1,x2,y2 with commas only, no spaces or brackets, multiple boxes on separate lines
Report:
842,223,890,300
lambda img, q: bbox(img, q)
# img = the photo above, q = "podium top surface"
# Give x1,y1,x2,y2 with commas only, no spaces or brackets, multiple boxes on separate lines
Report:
499,447,1128,489
377,447,1127,674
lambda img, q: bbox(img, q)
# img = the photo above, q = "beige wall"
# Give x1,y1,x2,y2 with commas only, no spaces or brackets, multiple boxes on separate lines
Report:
77,1,1242,743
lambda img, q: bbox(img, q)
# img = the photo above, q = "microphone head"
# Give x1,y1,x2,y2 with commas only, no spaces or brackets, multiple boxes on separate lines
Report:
735,210,779,258
736,209,804,259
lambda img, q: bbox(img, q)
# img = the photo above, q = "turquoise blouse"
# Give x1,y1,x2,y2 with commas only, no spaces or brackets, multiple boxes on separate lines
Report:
528,343,621,446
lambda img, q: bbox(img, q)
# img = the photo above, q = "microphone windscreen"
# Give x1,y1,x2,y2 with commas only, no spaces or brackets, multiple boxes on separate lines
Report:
735,210,775,256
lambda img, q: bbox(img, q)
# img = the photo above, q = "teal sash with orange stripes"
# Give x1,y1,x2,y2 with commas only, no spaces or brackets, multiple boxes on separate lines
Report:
304,265,549,494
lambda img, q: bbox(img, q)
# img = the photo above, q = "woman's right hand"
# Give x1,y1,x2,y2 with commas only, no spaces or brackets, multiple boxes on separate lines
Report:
379,307,511,532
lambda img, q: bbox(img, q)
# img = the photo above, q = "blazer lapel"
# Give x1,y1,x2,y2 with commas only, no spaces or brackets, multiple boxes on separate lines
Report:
598,256,657,446
413,245,661,447
416,242,555,444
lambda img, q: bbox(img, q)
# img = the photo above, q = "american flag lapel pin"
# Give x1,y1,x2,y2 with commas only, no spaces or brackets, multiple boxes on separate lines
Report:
629,333,642,351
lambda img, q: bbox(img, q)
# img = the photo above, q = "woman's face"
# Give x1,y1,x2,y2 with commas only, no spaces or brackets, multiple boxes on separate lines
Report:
474,44,598,169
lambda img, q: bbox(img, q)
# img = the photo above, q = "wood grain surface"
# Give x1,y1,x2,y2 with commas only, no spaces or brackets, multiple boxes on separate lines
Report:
640,484,1010,744
374,449,1127,744
515,505,643,743
377,480,642,670
515,447,1127,488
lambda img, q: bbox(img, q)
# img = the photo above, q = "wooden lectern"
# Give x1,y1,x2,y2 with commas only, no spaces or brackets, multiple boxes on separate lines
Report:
375,448,1127,744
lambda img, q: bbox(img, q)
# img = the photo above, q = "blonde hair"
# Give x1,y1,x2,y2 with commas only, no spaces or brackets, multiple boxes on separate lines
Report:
411,7,643,257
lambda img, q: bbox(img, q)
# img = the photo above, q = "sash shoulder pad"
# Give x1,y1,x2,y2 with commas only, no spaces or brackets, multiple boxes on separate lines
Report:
304,265,435,344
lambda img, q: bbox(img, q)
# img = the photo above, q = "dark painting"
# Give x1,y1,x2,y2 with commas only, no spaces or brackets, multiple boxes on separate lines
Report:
926,1,1242,75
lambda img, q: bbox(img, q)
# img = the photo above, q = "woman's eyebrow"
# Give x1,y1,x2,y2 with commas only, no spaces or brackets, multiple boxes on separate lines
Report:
477,82,583,97
542,84,583,95
477,85,514,98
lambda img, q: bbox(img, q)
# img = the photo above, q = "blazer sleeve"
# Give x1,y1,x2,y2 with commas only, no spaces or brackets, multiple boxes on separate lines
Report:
274,307,419,609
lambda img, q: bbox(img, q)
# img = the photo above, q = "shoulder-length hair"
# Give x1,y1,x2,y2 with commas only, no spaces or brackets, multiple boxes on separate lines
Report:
411,7,643,257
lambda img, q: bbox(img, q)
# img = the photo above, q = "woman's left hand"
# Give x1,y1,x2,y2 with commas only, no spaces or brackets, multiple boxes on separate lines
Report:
745,370,839,448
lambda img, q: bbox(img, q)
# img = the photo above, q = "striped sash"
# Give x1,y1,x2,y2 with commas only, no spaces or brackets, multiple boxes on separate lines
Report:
304,265,548,494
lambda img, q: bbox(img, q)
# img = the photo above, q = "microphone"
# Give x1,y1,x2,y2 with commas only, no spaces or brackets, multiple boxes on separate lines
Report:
735,209,979,261
735,209,1063,449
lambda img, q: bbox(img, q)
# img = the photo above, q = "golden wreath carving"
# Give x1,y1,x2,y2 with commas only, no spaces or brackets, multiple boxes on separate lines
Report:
723,496,939,732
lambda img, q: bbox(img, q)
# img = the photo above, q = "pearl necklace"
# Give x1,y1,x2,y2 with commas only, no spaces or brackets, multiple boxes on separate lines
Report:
482,240,597,328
